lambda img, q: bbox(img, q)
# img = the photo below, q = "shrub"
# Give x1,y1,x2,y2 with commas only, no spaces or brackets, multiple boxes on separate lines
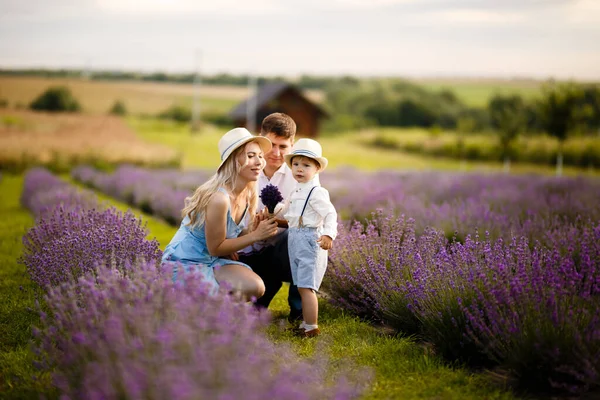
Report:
20,168,97,217
158,104,191,122
326,209,600,393
20,206,162,289
29,86,81,112
202,111,232,127
463,222,600,393
33,263,368,399
109,100,127,116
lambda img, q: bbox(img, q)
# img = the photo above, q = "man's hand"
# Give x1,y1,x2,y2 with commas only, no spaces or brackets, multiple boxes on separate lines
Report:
317,235,333,250
225,252,240,261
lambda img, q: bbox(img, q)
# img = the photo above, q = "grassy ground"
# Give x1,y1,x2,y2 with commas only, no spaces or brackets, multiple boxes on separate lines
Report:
0,175,53,398
1,173,519,399
131,117,596,176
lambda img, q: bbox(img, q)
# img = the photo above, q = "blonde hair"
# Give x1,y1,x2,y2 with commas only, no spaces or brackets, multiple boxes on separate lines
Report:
182,141,264,228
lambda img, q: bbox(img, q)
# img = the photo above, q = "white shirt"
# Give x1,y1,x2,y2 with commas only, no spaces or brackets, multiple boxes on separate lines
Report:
240,164,320,254
281,177,337,240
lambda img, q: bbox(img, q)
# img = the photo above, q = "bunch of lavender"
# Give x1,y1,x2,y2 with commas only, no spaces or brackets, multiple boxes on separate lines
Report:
260,184,283,215
34,262,368,399
20,206,162,289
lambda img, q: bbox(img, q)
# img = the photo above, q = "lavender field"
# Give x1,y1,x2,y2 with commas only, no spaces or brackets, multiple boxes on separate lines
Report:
68,164,600,394
15,168,369,399
73,164,600,245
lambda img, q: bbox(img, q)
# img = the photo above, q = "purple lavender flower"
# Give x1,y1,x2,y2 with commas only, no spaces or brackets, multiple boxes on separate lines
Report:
33,262,369,399
20,206,162,289
22,168,97,217
260,184,283,214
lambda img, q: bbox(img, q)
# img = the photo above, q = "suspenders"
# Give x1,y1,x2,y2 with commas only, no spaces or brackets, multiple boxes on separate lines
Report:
298,186,318,228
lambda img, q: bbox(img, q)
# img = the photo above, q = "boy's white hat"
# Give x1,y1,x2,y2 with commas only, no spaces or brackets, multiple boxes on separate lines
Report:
218,127,272,171
284,138,328,172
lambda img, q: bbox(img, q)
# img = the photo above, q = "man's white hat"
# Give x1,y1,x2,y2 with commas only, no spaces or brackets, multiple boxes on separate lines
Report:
218,127,272,171
284,138,328,172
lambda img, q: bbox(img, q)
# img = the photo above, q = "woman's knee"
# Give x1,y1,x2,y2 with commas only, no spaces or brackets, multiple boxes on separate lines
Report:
248,276,265,299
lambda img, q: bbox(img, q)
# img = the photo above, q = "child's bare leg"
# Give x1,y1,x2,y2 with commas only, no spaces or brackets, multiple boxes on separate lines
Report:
298,287,318,325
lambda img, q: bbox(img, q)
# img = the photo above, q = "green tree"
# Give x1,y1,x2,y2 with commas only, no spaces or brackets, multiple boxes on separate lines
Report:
158,105,191,123
488,94,527,173
29,86,81,112
537,82,585,175
109,100,127,116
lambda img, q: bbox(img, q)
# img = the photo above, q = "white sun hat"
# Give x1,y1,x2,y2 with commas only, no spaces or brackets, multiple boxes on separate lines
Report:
218,127,272,171
284,138,328,172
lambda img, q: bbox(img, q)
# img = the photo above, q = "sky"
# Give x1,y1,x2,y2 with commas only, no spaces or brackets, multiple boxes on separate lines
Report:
1,0,599,80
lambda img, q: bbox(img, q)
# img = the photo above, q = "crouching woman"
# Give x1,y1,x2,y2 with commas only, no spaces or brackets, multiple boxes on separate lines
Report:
162,128,279,300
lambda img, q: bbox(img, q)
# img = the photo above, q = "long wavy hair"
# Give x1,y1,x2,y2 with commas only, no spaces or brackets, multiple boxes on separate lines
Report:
182,141,263,228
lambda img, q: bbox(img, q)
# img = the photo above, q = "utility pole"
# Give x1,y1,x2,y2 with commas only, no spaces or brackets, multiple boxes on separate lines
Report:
246,73,257,133
191,49,202,133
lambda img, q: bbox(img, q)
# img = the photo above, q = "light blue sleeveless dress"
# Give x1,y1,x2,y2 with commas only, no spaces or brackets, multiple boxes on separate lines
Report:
161,188,252,291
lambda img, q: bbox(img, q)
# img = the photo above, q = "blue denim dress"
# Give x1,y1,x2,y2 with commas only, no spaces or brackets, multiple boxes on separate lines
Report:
161,188,251,290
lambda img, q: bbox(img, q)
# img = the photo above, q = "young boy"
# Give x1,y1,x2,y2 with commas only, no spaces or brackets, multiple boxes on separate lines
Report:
280,138,337,337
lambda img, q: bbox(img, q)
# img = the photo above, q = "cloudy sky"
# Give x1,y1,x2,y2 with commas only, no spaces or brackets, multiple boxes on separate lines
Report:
1,0,599,79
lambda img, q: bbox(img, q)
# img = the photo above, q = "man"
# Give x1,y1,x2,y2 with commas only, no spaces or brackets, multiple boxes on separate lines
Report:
239,113,318,321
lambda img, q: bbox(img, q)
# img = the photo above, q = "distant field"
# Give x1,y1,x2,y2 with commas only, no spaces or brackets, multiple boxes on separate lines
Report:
411,77,543,107
0,110,178,172
0,76,324,116
2,75,582,114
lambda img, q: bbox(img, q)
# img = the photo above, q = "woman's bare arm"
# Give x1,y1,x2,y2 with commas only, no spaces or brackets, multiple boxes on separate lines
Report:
205,192,277,256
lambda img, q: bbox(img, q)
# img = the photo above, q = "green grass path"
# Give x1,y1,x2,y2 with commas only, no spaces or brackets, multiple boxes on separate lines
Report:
1,173,519,399
0,175,53,398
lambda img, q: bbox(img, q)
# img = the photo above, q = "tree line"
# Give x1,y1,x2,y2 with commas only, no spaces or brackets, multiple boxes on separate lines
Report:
0,68,337,90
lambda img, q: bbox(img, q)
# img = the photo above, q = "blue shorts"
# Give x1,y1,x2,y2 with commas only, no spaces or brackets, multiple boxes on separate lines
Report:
288,227,328,291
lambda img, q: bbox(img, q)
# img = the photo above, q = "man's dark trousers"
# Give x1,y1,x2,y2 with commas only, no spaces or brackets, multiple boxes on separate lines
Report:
239,230,302,320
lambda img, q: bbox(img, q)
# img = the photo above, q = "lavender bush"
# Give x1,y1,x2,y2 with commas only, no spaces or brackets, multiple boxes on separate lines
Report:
20,206,162,288
21,167,97,216
72,165,203,225
34,263,368,400
462,222,600,393
326,210,600,393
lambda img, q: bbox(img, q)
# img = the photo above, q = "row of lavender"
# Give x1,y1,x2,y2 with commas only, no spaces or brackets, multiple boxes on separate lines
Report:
21,168,366,399
72,165,210,225
72,165,600,246
323,169,600,393
326,212,600,394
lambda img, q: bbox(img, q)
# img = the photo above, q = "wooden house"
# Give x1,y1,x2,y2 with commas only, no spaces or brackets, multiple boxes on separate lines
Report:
229,82,327,137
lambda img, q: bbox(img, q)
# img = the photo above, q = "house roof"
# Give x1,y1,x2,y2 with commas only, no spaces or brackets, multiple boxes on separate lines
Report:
229,81,327,119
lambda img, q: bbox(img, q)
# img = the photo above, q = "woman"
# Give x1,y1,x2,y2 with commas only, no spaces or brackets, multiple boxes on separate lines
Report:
162,127,279,300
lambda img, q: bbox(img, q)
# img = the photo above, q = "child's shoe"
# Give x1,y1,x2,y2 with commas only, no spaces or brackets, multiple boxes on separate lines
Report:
300,327,320,338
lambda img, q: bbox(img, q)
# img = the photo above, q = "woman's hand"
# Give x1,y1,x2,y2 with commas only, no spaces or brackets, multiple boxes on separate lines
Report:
252,217,278,241
250,208,269,232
